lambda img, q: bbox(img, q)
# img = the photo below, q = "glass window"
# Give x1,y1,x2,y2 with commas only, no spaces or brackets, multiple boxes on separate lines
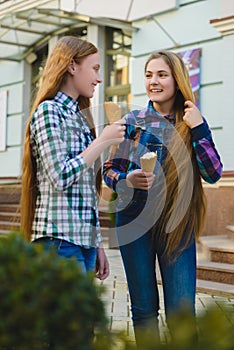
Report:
105,27,132,119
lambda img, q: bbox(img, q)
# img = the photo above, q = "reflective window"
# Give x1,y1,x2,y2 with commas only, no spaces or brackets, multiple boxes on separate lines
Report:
105,27,132,118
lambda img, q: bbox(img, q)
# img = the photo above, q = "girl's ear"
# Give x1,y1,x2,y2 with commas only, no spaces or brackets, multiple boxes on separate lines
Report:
67,59,76,75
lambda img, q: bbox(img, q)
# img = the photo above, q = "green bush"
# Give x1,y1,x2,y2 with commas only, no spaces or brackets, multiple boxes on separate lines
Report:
0,233,109,350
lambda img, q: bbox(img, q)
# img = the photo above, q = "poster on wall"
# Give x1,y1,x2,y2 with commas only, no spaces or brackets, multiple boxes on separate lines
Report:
177,48,201,108
0,90,7,152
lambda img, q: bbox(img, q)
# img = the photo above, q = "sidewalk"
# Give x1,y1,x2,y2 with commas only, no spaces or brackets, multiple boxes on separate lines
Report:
97,244,234,343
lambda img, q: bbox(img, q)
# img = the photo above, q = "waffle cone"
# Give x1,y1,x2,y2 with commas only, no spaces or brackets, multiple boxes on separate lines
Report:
104,101,121,124
140,152,157,172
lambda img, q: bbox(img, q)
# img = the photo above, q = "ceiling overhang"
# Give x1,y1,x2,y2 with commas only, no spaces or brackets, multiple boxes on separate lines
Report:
0,6,137,62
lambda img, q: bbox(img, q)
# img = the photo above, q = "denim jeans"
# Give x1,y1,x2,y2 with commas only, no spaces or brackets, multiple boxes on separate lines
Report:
33,237,97,273
116,198,196,341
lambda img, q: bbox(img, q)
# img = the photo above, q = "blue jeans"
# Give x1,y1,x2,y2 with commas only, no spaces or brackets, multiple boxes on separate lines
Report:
116,199,196,339
33,237,97,273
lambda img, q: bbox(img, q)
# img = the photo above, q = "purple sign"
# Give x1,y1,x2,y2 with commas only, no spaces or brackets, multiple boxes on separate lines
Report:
177,48,201,108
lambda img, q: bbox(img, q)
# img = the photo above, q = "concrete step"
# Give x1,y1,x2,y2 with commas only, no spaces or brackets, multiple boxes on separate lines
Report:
0,230,12,237
0,212,20,223
156,246,234,296
100,226,118,243
100,227,119,248
0,220,20,231
210,248,234,264
196,279,234,296
156,261,234,296
199,235,234,264
99,210,112,228
100,226,110,238
0,204,20,213
196,260,234,285
0,185,21,204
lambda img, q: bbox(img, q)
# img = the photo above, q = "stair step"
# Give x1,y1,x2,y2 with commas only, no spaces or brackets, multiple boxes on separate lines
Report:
99,215,112,228
0,213,20,222
99,208,115,229
200,234,234,250
196,279,234,296
100,227,118,248
100,226,110,238
199,235,234,264
0,230,13,237
0,221,20,231
157,260,234,296
210,248,234,264
0,204,20,213
197,261,234,285
0,185,21,204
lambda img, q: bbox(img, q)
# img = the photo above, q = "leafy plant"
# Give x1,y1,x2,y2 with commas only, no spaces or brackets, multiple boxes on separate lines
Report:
0,233,109,350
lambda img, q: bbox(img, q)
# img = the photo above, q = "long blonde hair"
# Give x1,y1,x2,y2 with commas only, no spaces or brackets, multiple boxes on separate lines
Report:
145,51,206,258
21,36,102,241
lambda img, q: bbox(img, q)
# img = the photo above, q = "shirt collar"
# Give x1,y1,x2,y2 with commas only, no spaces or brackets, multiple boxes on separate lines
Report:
54,91,79,114
137,100,175,124
164,114,175,124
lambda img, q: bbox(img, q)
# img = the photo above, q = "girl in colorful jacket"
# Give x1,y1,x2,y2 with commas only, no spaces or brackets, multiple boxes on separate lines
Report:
103,50,222,347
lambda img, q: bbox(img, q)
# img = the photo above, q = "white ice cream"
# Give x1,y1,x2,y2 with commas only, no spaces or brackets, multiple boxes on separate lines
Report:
141,151,157,159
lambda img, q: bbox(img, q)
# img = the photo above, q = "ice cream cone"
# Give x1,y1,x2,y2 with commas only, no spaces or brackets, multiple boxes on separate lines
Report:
104,101,121,124
140,151,157,172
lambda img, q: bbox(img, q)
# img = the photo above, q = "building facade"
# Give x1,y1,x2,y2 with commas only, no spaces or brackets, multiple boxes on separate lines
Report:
0,0,233,181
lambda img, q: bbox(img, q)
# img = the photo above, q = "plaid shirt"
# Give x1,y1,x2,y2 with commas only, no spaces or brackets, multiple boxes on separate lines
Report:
30,91,102,247
103,100,223,192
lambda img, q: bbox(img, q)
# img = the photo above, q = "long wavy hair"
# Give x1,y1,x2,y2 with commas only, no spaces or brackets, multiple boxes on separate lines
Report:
145,51,207,258
21,36,102,241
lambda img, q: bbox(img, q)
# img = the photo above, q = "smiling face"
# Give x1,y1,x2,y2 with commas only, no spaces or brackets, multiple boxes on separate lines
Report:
62,52,102,100
75,52,102,98
145,57,177,115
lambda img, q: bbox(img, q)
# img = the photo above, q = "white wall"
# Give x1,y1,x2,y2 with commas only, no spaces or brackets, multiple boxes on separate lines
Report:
0,0,233,178
221,0,234,17
219,34,234,170
0,61,26,177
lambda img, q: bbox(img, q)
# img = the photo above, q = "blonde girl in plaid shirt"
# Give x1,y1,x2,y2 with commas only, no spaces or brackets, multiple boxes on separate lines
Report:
20,36,126,279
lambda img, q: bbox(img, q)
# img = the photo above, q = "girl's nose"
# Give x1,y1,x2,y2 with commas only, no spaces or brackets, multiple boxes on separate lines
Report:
150,74,158,84
97,74,102,84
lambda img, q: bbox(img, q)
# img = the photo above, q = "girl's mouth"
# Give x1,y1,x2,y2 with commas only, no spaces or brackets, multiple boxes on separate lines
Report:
151,89,163,92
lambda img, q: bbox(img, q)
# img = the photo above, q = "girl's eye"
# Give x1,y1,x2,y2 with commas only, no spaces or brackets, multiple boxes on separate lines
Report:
145,74,152,78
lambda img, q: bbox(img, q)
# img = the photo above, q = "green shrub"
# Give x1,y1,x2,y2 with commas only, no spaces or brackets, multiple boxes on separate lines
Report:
0,233,109,350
